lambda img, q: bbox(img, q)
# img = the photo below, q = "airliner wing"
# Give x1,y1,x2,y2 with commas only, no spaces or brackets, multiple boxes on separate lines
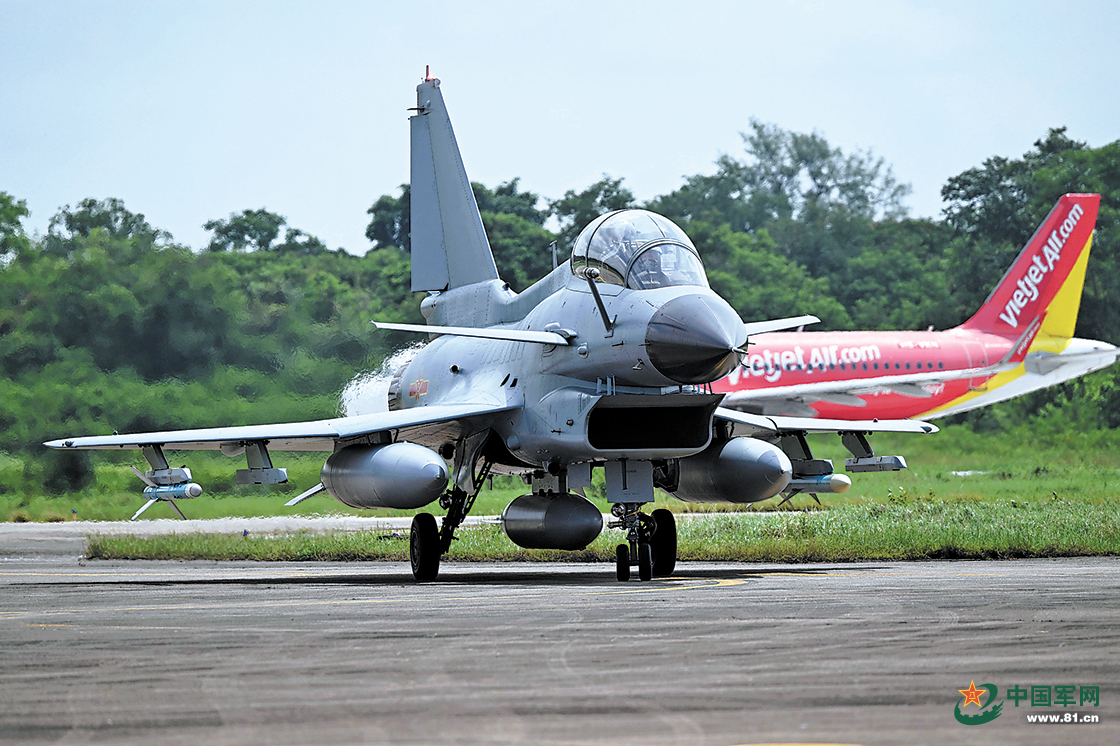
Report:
719,363,1016,417
44,402,518,452
715,407,938,438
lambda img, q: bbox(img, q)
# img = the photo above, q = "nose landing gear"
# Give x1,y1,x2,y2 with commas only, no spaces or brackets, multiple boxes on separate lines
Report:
610,504,677,581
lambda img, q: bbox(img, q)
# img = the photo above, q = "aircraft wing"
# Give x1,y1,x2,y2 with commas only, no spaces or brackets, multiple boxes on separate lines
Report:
44,402,519,452
715,406,938,439
718,364,1016,417
372,321,571,346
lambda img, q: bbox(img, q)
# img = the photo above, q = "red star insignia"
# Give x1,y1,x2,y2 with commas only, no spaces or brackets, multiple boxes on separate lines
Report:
959,681,985,708
408,377,429,398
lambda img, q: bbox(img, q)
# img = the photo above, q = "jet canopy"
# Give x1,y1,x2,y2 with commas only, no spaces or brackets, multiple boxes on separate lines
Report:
570,209,709,290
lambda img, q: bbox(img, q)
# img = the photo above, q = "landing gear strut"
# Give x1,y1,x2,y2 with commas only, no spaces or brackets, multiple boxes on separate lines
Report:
609,504,676,582
408,456,492,582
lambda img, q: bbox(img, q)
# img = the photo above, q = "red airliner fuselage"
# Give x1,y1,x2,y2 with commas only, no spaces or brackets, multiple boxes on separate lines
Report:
714,328,1009,419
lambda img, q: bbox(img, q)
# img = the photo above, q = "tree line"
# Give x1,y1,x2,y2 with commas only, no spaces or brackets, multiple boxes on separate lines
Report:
2,122,1118,495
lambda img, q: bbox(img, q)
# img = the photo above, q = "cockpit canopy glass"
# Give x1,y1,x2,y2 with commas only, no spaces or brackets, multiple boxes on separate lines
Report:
570,209,708,290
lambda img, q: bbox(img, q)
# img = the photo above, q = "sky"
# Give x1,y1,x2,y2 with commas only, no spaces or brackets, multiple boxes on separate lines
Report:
3,0,1118,254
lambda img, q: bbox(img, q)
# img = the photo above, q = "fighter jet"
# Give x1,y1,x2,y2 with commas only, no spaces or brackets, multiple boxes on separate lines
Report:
46,75,936,582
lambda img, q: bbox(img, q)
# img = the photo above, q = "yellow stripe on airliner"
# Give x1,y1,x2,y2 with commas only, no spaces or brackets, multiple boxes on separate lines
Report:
920,363,1029,417
1039,232,1093,343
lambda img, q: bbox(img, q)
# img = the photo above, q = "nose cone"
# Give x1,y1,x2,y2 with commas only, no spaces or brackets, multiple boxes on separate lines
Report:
645,293,746,384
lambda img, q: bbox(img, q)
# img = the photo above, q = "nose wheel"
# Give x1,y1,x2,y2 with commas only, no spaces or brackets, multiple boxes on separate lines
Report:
614,542,654,581
610,504,677,581
615,544,630,581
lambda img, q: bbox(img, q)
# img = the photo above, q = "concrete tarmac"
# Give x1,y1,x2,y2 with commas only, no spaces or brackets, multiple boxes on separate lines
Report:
0,529,1117,745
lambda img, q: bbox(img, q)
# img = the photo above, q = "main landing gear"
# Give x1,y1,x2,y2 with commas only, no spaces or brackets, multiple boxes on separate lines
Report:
409,512,441,581
409,456,493,582
610,504,676,582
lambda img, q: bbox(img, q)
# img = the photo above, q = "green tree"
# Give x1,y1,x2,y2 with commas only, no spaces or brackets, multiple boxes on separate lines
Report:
365,179,547,254
483,212,557,291
941,128,1120,343
840,219,955,330
273,228,329,256
941,128,1088,246
204,209,288,252
40,197,168,261
939,128,1120,431
550,176,635,251
649,119,911,234
687,221,851,329
366,185,410,251
645,155,757,231
0,192,30,258
473,178,548,226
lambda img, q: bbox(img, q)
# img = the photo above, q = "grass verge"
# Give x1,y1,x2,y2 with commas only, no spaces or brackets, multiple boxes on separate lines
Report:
10,420,1120,523
86,498,1120,563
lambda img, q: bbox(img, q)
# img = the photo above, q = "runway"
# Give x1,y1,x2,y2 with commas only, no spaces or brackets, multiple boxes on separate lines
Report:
0,536,1117,744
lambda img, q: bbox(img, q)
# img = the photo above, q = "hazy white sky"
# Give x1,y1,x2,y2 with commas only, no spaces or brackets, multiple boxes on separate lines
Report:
3,0,1118,253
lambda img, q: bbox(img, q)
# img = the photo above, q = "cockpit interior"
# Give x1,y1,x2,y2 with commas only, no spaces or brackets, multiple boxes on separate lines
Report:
570,210,708,290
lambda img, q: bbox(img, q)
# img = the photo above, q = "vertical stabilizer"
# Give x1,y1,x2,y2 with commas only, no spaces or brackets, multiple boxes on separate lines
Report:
959,193,1100,337
409,77,499,292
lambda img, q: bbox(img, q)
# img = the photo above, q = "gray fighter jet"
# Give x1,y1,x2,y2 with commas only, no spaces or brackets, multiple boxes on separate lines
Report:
46,75,936,582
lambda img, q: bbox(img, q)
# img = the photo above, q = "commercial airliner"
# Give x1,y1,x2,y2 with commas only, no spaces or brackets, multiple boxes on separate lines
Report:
714,193,1118,419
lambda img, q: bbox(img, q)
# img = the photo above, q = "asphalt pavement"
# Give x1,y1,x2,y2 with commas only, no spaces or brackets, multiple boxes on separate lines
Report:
0,521,1117,745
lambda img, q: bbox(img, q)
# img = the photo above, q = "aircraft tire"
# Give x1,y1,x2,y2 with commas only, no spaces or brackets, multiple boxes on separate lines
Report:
410,512,441,582
650,508,677,576
638,542,653,581
615,544,630,582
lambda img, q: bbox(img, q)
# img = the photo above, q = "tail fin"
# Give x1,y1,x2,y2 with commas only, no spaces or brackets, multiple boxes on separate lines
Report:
960,193,1100,340
409,76,499,292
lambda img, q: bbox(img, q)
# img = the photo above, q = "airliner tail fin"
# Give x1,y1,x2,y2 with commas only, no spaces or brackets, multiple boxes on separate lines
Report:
959,193,1099,339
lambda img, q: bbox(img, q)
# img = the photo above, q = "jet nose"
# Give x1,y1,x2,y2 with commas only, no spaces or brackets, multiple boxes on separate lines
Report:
645,293,746,384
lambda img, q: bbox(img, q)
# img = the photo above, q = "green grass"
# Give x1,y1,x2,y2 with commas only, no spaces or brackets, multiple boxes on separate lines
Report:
8,420,1120,524
86,497,1120,563
11,415,1120,576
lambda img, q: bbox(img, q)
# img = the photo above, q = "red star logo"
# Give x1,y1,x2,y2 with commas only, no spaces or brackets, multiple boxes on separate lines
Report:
959,681,986,708
408,376,429,399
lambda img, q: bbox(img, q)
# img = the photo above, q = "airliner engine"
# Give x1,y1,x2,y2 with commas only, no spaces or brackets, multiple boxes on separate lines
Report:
501,493,604,550
320,443,448,509
671,437,792,503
